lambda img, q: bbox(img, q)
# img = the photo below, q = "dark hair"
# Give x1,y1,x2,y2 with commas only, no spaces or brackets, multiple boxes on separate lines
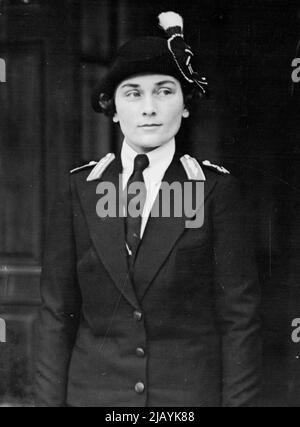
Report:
97,85,204,118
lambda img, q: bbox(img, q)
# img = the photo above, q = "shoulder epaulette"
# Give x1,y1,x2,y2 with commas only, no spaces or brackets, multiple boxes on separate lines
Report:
180,154,206,181
70,161,98,174
202,160,230,175
86,153,116,182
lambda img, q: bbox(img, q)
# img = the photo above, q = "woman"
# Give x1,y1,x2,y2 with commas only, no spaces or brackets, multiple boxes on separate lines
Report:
35,12,261,407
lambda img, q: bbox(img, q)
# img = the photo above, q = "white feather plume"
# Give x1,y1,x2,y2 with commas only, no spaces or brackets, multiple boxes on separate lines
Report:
158,11,184,32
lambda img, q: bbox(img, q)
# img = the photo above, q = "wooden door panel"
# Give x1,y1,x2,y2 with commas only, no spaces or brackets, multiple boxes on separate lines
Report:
0,43,43,405
0,0,81,406
0,306,39,406
0,44,43,263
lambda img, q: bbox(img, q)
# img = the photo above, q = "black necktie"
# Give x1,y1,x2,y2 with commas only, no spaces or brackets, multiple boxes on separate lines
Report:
125,154,149,267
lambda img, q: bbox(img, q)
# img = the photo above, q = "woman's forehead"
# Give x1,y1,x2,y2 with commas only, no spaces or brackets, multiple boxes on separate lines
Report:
117,74,180,89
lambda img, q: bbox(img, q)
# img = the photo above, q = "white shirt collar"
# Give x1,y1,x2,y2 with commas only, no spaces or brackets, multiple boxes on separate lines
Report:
121,138,176,184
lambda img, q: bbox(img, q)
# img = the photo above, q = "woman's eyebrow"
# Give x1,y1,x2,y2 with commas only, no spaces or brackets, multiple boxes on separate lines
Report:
120,83,140,89
120,80,176,90
155,80,176,86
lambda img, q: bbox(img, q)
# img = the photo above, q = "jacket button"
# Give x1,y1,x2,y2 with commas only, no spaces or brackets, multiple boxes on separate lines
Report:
133,311,142,321
135,382,145,394
136,347,145,358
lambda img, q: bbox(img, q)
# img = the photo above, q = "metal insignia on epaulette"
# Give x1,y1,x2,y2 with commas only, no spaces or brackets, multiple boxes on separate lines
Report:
86,153,116,182
202,160,230,175
70,161,98,174
180,154,206,181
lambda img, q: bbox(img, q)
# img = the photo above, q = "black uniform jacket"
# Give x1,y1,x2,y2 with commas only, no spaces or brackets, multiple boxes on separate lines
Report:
35,149,262,407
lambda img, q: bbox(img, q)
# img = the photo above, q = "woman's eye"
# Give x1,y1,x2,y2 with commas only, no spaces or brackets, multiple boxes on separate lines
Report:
126,91,140,98
158,88,173,96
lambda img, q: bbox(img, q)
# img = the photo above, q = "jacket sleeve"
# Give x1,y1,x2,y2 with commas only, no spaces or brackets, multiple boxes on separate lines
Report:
35,177,82,407
212,175,262,407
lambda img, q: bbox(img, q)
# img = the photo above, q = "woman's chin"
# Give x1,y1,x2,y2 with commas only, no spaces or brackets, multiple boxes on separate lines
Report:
135,138,170,150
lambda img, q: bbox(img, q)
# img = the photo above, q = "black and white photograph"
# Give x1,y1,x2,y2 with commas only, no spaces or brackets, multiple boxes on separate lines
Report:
0,0,300,409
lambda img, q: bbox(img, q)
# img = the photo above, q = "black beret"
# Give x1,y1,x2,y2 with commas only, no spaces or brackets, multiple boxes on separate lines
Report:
91,12,209,114
91,36,190,113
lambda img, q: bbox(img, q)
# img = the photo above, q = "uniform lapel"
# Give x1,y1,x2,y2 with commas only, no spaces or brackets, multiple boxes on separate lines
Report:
133,152,217,301
75,154,141,311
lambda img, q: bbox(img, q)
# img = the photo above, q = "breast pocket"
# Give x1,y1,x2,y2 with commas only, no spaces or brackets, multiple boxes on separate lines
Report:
77,246,100,273
175,244,211,275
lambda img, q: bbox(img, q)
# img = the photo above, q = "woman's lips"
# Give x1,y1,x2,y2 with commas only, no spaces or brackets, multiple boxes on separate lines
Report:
139,124,162,128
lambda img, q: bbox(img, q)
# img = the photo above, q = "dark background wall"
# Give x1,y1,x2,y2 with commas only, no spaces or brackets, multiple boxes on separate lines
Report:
0,0,299,406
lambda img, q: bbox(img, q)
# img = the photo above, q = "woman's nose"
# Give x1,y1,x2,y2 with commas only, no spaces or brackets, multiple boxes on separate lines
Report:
142,95,157,116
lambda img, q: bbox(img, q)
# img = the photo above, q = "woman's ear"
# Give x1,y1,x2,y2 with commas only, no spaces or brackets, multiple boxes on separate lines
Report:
182,109,190,119
113,113,119,123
